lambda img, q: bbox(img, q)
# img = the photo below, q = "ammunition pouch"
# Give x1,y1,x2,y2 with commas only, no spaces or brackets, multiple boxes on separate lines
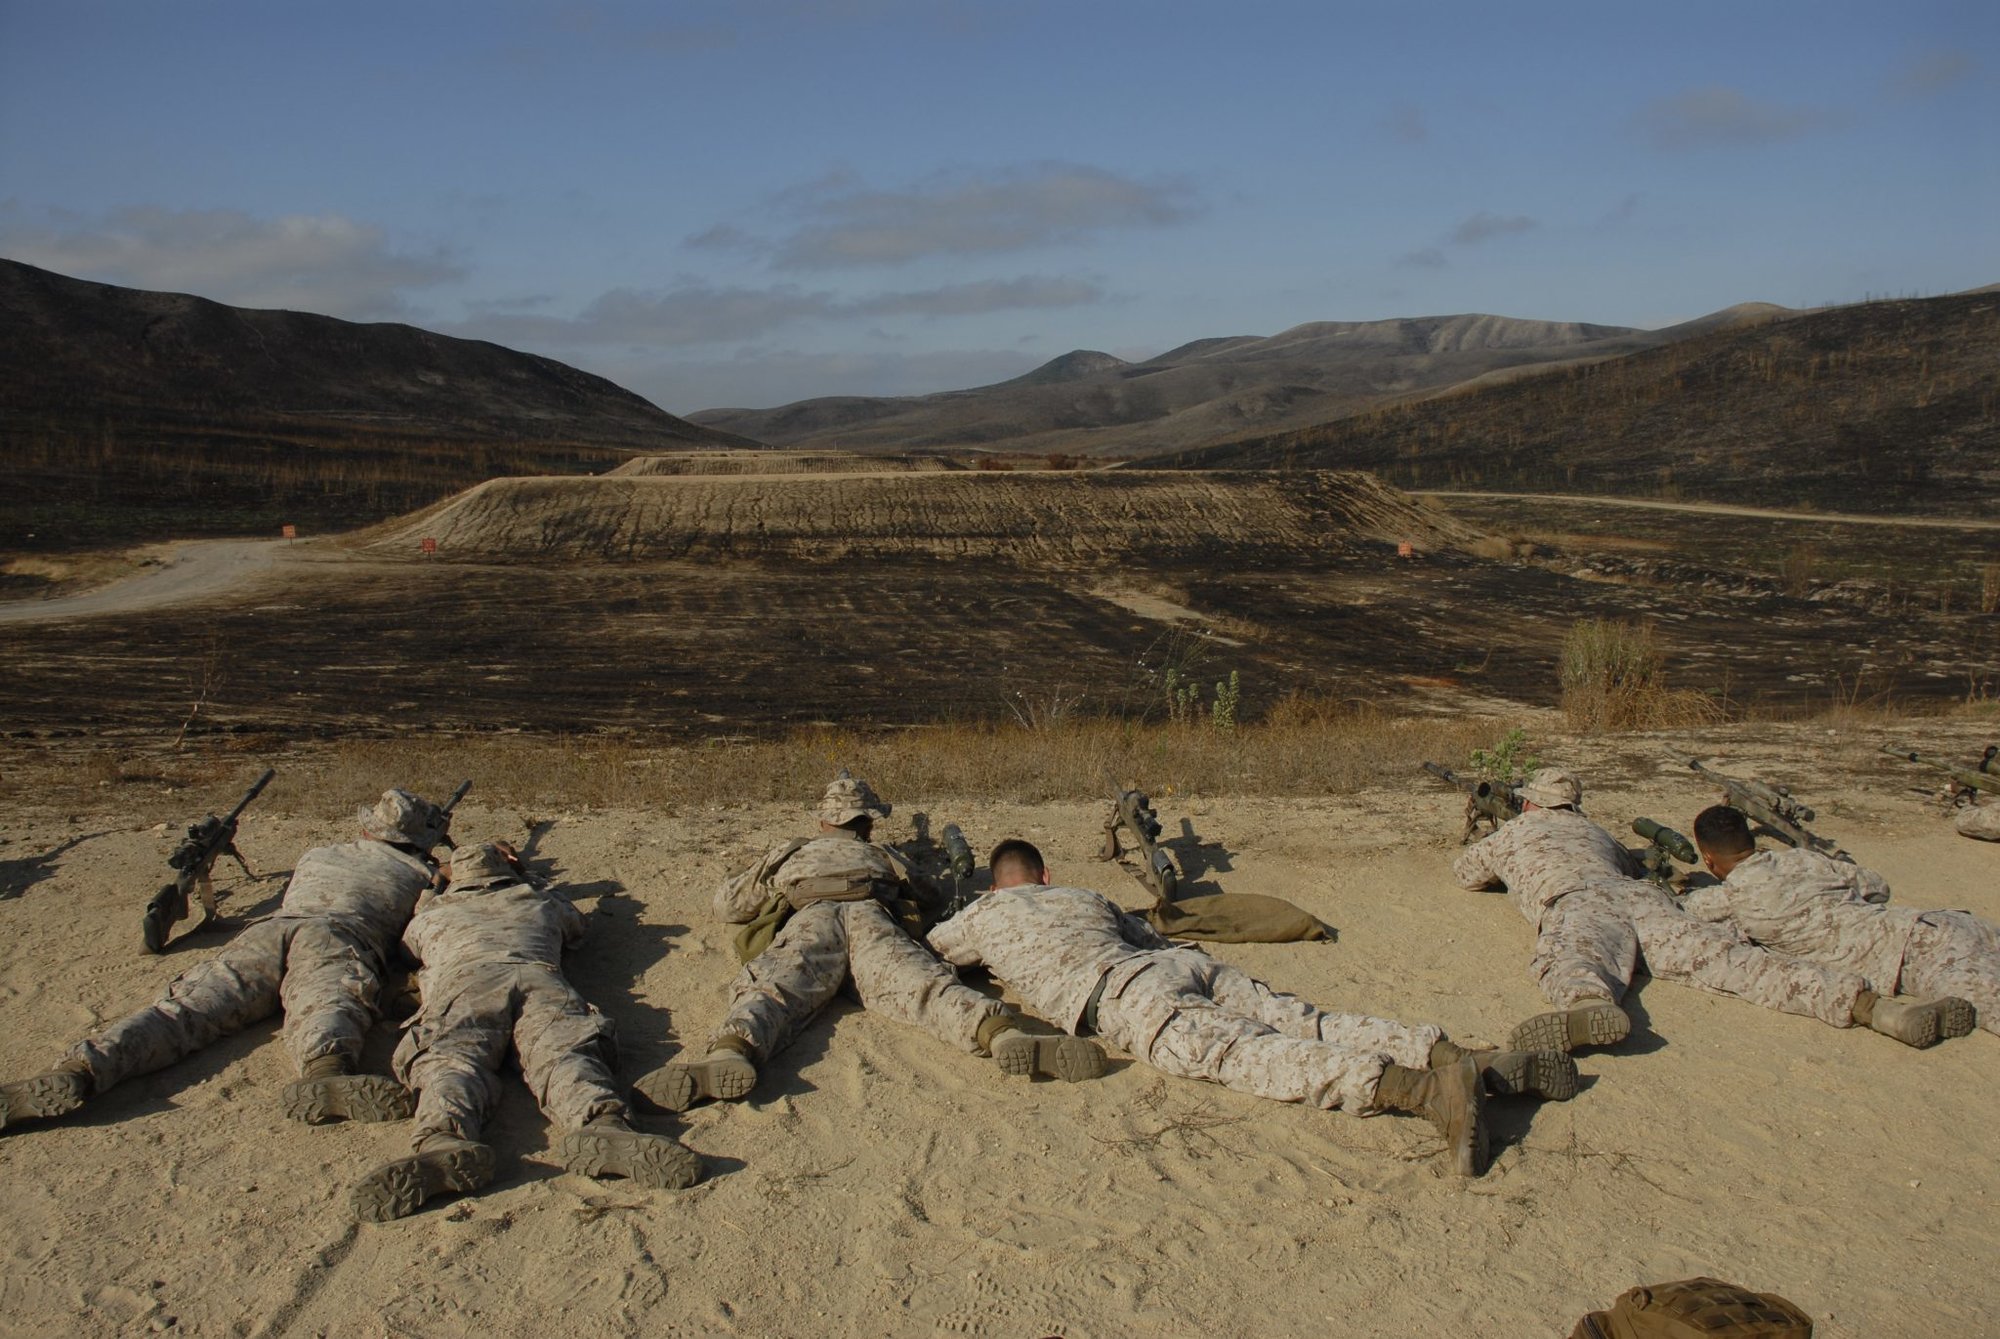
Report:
780,877,893,912
1570,1277,1813,1339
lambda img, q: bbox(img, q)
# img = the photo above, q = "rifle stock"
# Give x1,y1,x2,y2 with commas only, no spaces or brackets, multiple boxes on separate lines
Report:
1685,757,1836,855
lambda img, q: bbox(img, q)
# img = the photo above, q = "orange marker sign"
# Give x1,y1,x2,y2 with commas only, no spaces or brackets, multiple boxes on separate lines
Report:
281,524,297,540
420,537,438,556
1397,541,1414,559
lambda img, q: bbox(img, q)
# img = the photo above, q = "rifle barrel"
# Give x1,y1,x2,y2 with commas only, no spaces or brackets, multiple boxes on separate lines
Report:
224,768,277,824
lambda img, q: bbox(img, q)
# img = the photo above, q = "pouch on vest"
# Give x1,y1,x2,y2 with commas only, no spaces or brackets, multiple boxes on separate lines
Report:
780,876,885,911
1570,1277,1812,1339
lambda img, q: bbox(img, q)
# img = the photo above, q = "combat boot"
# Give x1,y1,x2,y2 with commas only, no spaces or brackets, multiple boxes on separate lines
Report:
1430,1039,1578,1102
350,1134,495,1223
632,1034,759,1112
0,1057,92,1134
558,1115,703,1190
1372,1057,1488,1177
1851,990,1973,1049
1505,999,1630,1055
979,1013,1107,1083
282,1054,416,1125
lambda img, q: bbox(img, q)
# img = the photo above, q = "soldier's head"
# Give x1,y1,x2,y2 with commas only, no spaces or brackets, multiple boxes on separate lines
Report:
444,840,525,890
817,770,889,838
988,838,1048,890
358,789,448,852
1692,804,1756,876
1518,767,1582,813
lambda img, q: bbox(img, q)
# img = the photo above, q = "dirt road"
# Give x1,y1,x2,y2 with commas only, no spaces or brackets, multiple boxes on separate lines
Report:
1419,490,2000,531
0,539,287,624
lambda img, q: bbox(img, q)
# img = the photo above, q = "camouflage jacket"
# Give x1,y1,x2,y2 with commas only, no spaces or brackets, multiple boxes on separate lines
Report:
1680,847,1912,990
404,876,586,976
927,884,1182,1033
712,829,926,924
1451,807,1647,924
277,839,436,954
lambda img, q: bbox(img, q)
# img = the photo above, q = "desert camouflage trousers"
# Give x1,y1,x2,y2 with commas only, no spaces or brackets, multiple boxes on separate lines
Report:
1533,883,1863,1027
713,899,1004,1060
393,961,623,1145
1898,911,2000,1037
67,915,385,1092
1092,949,1440,1113
1956,807,2000,842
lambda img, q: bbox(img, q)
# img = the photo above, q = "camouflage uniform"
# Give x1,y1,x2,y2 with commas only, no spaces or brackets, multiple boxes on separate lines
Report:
392,867,625,1144
928,885,1440,1112
709,830,1005,1060
68,837,436,1091
1957,806,2000,842
1683,846,1999,1036
1453,807,1863,1027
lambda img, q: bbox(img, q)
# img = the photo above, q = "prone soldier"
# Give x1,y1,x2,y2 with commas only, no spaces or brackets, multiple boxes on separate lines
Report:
1683,805,1986,1037
636,773,1103,1112
1452,768,1970,1052
928,839,1581,1179
1,790,451,1134
351,842,701,1222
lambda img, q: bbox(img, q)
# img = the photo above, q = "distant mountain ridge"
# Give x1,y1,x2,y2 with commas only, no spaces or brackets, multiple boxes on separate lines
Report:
1153,290,2000,517
0,258,756,548
689,309,1775,458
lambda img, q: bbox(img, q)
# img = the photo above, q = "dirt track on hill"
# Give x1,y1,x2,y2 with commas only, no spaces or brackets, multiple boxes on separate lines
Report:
0,539,285,624
608,451,966,476
1423,490,2000,531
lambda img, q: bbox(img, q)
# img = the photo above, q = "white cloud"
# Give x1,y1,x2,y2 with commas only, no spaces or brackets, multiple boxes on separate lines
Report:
693,162,1200,270
1632,87,1831,150
0,205,462,319
1449,212,1537,245
445,275,1103,348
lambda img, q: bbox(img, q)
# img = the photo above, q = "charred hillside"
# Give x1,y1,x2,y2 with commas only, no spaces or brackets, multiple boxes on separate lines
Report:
0,259,757,549
1156,292,2000,517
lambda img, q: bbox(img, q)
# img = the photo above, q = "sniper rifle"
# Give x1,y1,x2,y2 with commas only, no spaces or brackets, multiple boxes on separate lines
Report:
1096,781,1180,904
1421,762,1520,843
1685,757,1839,856
1878,744,1999,806
142,767,276,954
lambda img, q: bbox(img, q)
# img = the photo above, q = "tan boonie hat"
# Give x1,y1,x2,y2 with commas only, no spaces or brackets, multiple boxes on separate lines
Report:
448,841,521,888
1520,767,1583,810
357,789,446,849
817,770,890,825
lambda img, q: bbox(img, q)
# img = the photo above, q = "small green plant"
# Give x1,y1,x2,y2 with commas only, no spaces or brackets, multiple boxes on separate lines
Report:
1468,727,1538,785
1210,670,1241,732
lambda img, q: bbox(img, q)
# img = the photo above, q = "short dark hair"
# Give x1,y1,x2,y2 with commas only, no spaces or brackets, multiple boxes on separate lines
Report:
988,838,1046,884
1693,805,1755,856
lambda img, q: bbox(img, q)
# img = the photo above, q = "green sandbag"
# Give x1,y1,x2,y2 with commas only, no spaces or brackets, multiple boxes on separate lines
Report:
1145,893,1328,943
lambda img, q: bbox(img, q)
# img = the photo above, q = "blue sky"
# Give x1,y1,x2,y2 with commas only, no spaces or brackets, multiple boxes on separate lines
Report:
2,1,1993,412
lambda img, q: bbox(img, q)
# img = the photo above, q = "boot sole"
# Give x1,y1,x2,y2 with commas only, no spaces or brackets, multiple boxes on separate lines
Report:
1506,1003,1629,1055
559,1129,702,1189
1937,997,1977,1039
0,1073,89,1131
351,1143,495,1223
282,1074,416,1126
993,1034,1106,1082
1480,1051,1579,1102
633,1056,757,1113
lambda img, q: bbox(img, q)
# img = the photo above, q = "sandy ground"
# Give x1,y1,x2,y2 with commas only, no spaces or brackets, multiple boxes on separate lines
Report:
1,734,1995,1339
0,541,284,624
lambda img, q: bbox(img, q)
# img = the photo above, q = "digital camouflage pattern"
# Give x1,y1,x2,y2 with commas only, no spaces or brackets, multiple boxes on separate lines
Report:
1684,846,1998,1036
711,831,918,923
1680,847,1907,988
1957,805,2000,841
394,873,625,1144
1456,810,1864,1027
66,840,434,1090
929,885,1440,1113
710,897,1003,1059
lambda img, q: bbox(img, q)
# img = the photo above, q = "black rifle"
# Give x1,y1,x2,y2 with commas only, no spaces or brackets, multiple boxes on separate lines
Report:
1422,762,1521,843
142,767,276,954
1096,782,1180,904
1631,817,1697,887
436,779,473,849
1686,758,1838,855
1878,745,1999,806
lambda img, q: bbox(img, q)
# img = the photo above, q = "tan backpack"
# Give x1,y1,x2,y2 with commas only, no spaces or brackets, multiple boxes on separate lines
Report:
1570,1278,1812,1339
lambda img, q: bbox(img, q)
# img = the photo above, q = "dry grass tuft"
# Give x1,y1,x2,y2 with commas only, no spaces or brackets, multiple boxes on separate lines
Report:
1559,618,1724,733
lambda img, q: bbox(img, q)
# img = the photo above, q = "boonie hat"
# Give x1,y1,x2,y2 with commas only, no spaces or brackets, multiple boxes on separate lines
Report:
358,789,446,848
448,841,522,888
818,770,890,825
1520,767,1583,810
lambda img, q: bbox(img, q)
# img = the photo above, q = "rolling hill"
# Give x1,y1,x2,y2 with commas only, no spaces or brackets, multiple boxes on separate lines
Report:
1152,291,2000,517
0,259,758,549
688,308,1789,459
